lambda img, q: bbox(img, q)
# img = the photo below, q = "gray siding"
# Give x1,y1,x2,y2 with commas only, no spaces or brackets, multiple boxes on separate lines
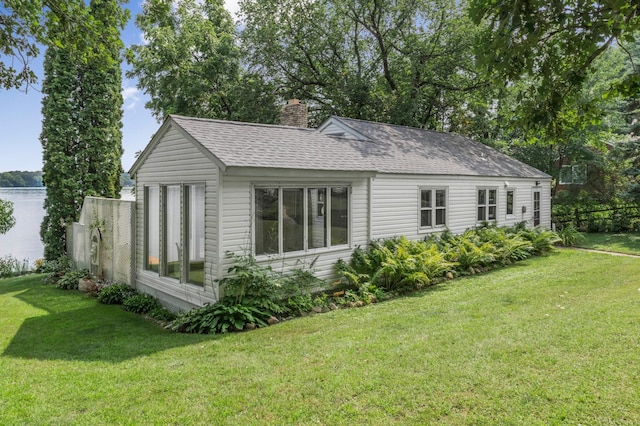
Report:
133,125,220,311
371,174,552,241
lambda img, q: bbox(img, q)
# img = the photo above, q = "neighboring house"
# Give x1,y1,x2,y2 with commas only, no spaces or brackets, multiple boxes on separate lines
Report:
129,102,551,311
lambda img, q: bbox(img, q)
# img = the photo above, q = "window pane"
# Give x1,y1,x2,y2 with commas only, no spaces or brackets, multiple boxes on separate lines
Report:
331,187,349,246
478,206,486,221
436,208,446,226
255,188,279,255
421,209,432,227
145,186,160,273
187,184,205,286
421,190,431,208
435,190,445,207
478,189,486,205
506,190,514,215
488,206,497,220
165,185,181,280
308,188,327,249
489,189,497,205
283,188,304,252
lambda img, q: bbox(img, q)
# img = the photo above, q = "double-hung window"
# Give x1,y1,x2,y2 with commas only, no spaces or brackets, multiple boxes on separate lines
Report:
477,188,497,222
254,185,349,256
143,183,205,286
419,188,447,229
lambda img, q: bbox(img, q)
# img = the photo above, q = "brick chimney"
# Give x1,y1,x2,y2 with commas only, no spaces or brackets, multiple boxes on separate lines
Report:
280,99,308,128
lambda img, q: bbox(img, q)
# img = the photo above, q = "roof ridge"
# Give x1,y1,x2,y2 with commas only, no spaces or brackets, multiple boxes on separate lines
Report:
333,115,467,139
169,114,318,133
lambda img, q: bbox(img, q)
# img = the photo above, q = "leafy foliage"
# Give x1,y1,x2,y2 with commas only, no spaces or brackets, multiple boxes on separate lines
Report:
39,0,127,261
97,283,137,305
0,198,15,235
240,0,490,129
556,225,585,247
55,269,89,290
123,293,161,315
0,256,29,278
168,302,270,334
126,0,279,123
338,225,559,292
469,0,640,128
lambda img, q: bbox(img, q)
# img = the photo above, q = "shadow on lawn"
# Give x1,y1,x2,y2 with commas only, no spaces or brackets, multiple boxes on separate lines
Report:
1,276,212,363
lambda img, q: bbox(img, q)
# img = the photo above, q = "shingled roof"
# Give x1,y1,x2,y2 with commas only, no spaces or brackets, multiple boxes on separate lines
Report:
132,114,549,179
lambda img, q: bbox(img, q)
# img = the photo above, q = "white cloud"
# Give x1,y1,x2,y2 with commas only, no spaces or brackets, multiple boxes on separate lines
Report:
122,86,141,111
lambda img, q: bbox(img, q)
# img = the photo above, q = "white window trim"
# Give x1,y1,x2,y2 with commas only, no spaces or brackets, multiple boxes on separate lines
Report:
418,186,448,233
252,184,352,258
477,187,498,223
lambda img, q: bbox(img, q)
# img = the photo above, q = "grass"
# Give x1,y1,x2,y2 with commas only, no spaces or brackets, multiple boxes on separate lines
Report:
2,249,640,424
576,232,640,255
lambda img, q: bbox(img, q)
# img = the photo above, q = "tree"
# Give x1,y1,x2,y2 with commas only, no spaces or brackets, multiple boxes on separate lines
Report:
469,0,640,127
127,0,279,123
39,0,127,260
0,199,15,235
0,0,95,90
240,0,490,129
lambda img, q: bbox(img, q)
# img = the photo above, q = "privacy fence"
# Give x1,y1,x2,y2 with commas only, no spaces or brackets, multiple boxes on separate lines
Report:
67,196,135,285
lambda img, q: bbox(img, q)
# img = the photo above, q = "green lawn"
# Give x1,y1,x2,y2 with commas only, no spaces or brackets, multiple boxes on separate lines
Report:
577,232,640,255
2,249,640,424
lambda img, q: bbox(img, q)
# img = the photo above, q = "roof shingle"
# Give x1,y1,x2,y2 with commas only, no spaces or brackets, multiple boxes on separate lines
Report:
168,114,549,179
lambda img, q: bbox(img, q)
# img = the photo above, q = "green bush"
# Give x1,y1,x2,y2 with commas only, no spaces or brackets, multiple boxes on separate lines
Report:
97,284,137,305
56,269,89,290
168,301,270,334
123,293,161,314
556,225,585,247
149,306,177,322
338,225,560,292
42,256,74,285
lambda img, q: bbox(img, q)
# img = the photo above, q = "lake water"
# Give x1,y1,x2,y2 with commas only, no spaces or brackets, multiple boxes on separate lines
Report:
0,187,134,263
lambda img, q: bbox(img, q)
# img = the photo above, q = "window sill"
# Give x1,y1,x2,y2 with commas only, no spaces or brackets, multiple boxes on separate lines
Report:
255,244,352,261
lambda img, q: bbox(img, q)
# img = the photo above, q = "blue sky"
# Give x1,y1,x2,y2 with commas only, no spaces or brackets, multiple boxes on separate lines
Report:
0,0,240,174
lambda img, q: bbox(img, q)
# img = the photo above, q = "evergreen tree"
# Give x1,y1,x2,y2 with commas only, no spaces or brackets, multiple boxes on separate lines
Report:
40,43,82,260
39,1,127,260
77,0,126,199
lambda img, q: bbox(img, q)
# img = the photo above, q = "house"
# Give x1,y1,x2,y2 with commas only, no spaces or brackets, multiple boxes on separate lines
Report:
129,102,551,311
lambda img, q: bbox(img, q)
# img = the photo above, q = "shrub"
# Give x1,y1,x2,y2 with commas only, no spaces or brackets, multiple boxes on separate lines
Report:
0,256,30,278
149,306,177,322
218,252,285,314
97,284,137,305
556,225,585,247
56,269,89,290
42,256,74,285
123,293,161,314
168,301,270,334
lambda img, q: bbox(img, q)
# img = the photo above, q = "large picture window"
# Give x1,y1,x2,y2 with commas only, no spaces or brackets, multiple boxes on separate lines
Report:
477,188,497,222
144,183,206,287
419,188,447,229
254,185,350,256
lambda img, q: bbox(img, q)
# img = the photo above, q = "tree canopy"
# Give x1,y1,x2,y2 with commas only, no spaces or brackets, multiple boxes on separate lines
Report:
469,0,640,127
126,0,279,123
240,0,491,129
0,199,15,235
0,0,98,90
